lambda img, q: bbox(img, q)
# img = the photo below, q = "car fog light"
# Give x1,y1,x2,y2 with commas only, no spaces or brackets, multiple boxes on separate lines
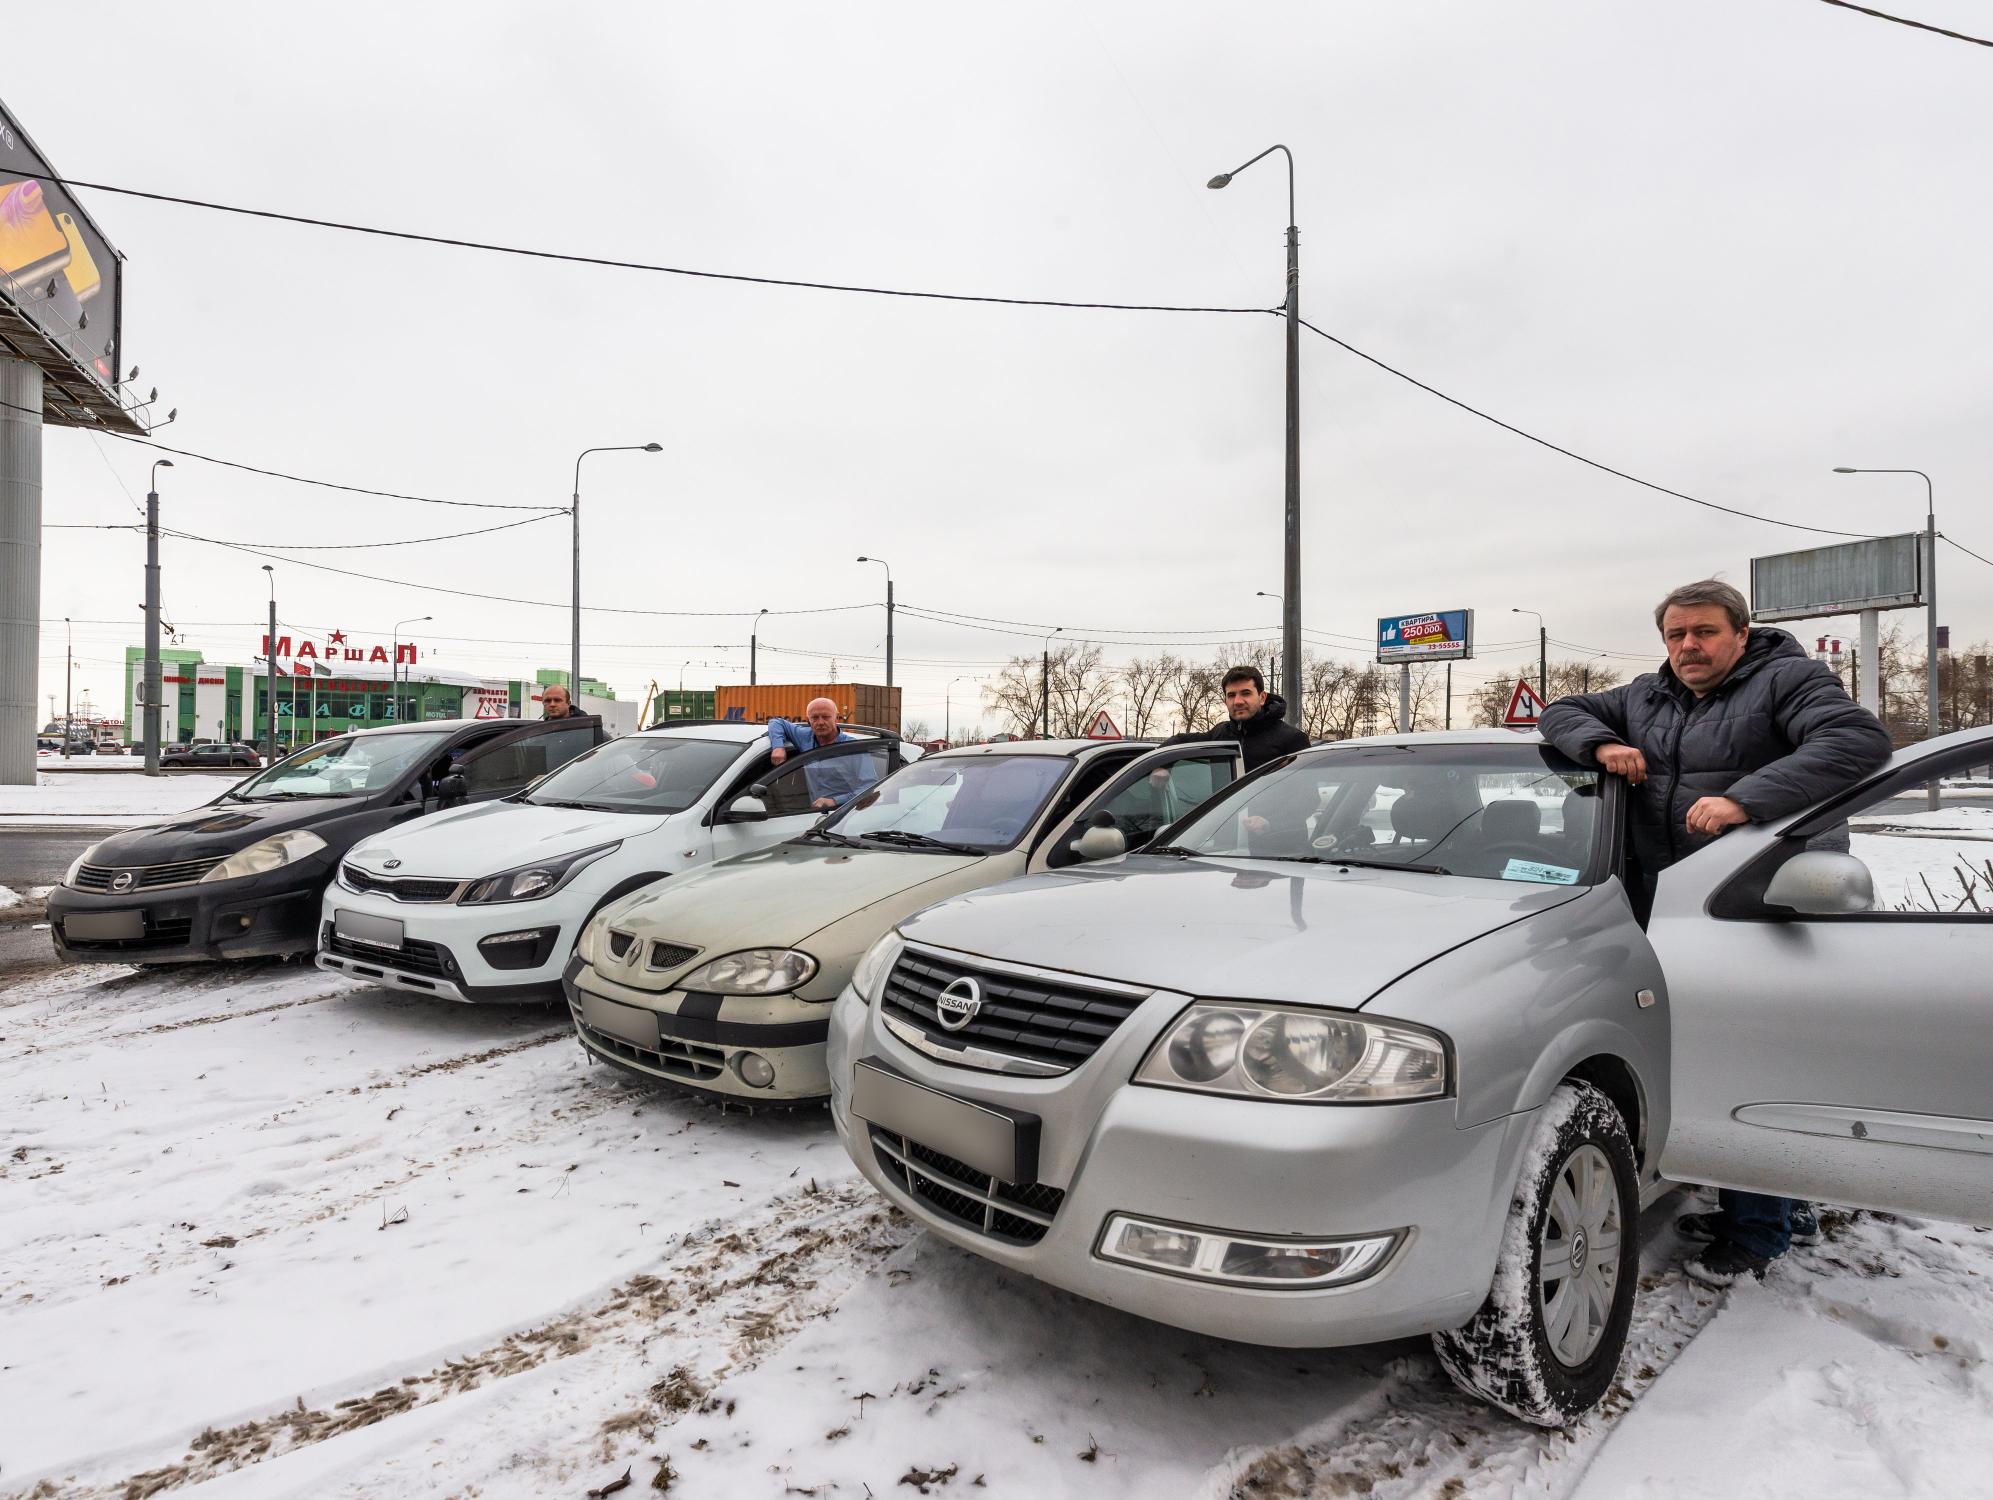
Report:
734,1053,776,1089
1096,1213,1398,1288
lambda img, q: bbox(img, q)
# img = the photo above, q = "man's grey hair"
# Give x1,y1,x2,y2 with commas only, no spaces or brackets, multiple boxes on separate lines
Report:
1654,579,1750,633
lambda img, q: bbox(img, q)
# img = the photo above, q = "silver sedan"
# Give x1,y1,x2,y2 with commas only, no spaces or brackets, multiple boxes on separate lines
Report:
827,728,1993,1426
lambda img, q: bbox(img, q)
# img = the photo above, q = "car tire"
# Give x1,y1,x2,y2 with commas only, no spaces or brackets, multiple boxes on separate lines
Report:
1431,1080,1638,1428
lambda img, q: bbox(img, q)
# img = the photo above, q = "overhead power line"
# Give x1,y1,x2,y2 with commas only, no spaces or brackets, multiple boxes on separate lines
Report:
51,514,561,549
32,173,1272,317
1944,534,1993,570
1812,0,1993,47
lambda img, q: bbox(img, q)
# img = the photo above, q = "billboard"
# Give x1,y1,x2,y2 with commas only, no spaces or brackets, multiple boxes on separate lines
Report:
0,98,125,407
1377,608,1474,663
1750,534,1923,623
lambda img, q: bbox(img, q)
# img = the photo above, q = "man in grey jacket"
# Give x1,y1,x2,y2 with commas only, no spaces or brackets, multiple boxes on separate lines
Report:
1539,578,1891,1287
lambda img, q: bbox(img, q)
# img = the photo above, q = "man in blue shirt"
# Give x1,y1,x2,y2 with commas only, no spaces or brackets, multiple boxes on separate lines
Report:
767,697,873,811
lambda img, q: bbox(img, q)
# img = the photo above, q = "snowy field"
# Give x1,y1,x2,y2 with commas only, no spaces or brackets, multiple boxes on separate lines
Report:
1,955,1988,1500
0,772,244,828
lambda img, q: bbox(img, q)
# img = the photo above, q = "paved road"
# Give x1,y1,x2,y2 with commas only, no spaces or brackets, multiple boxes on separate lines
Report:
0,827,102,892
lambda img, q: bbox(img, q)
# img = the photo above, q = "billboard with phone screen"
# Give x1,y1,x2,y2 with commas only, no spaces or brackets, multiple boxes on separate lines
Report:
0,98,123,400
1376,608,1474,663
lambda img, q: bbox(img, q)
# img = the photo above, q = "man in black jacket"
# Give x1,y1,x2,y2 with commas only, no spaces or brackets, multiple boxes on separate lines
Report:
1168,665,1310,771
1540,578,1891,1288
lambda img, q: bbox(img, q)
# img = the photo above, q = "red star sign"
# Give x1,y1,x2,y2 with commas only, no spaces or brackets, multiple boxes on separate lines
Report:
327,630,347,645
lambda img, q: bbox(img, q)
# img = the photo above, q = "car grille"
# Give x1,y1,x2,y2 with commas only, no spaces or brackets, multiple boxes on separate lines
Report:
868,1125,1065,1245
571,1004,727,1082
646,940,701,971
341,865,461,903
325,931,454,980
73,857,223,892
881,948,1152,1074
60,915,195,951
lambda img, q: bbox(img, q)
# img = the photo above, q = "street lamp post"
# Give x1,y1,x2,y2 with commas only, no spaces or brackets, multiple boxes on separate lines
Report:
390,614,432,723
946,674,976,745
142,458,173,773
1256,590,1284,686
63,616,72,756
750,608,769,686
1210,145,1302,720
1834,466,1941,809
261,565,277,765
571,442,662,702
1511,608,1548,701
856,556,894,688
1041,626,1063,739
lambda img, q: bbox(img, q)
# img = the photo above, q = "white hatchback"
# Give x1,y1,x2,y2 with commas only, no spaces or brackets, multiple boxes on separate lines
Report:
316,723,903,1002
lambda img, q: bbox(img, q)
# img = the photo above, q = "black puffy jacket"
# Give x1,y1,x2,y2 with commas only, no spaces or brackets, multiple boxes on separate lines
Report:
1538,625,1891,875
1167,692,1311,771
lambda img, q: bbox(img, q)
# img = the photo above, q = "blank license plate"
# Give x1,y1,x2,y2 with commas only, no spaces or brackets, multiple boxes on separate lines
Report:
334,908,404,949
64,909,143,941
850,1059,1037,1184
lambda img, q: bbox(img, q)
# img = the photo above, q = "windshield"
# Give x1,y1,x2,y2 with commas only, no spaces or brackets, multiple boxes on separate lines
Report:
827,754,1070,852
523,735,745,813
1165,743,1604,886
231,730,455,801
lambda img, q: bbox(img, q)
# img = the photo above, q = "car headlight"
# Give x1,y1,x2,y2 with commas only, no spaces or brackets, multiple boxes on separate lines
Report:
678,948,819,996
1134,1001,1446,1103
461,842,620,905
62,843,100,888
850,931,904,1003
199,829,329,883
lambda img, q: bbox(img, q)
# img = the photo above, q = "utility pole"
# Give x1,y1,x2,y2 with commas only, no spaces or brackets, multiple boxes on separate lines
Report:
751,607,767,686
64,617,72,754
1444,662,1452,730
262,565,277,764
143,459,173,773
1041,627,1063,739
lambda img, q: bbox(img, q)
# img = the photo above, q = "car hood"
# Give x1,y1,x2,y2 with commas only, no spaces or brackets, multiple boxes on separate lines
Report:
347,800,669,878
79,794,354,864
606,840,985,953
896,855,1586,1008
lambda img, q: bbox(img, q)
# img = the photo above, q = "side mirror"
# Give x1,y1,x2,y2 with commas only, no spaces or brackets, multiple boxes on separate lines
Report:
1073,816,1128,862
1763,850,1875,915
438,772,469,803
728,794,769,822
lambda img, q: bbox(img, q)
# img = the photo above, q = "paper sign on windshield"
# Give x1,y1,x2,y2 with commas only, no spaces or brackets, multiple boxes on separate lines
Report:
1502,858,1579,885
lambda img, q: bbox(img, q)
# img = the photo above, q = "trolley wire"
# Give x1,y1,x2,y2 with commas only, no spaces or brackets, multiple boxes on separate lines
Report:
1812,0,1993,48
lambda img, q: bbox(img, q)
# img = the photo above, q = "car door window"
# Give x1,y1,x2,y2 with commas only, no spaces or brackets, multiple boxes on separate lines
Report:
1047,748,1238,867
462,723,600,798
755,740,896,816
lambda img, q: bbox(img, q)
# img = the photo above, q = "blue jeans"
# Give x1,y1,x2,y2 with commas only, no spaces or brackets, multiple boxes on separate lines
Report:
1718,1190,1793,1260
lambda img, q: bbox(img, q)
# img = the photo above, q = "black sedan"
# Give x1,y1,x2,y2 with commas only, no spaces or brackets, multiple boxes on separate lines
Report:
48,715,604,965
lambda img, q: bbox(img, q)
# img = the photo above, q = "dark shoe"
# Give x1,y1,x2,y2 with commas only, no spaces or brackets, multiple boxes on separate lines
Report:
1789,1203,1821,1247
1686,1240,1771,1288
1676,1211,1722,1242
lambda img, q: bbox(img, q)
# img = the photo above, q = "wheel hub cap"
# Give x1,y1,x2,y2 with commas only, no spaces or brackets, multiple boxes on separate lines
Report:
1536,1141,1622,1369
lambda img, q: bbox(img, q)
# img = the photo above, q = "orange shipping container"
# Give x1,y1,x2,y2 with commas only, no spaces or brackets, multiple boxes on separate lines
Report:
713,683,901,733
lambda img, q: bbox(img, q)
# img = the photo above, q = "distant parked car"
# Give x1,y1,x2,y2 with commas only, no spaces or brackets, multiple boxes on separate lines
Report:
94,740,127,756
48,717,605,965
161,741,262,769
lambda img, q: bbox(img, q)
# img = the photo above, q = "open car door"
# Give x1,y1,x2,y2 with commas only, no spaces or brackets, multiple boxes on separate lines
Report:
1038,740,1245,870
1649,728,1993,1223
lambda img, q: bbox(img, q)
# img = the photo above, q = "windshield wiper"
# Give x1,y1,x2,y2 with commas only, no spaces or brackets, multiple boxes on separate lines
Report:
1143,844,1204,858
800,826,865,849
1270,855,1449,874
860,829,982,854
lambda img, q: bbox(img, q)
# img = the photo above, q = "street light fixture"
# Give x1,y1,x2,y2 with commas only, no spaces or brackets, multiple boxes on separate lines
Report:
1041,626,1063,739
570,442,662,702
750,607,769,686
1510,607,1547,700
856,555,895,688
1834,466,1941,809
391,614,432,720
1210,144,1303,719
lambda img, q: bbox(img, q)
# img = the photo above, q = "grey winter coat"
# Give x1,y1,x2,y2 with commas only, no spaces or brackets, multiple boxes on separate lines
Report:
1537,626,1891,876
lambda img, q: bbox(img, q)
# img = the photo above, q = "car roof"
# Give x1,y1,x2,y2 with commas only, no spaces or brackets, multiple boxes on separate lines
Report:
1302,728,1547,752
629,722,773,745
348,717,537,737
924,738,1159,760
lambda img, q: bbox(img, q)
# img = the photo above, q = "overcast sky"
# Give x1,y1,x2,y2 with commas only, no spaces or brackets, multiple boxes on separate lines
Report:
20,0,1993,734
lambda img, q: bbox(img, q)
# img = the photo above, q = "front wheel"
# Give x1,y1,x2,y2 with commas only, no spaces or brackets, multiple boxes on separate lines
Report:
1433,1080,1638,1427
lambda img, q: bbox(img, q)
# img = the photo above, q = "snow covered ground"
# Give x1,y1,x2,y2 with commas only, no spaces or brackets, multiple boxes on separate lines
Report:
1,958,1987,1500
0,772,243,828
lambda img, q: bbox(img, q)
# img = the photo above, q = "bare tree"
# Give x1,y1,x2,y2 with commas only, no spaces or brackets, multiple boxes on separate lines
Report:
1165,657,1223,735
1120,654,1178,739
984,644,1116,738
1471,659,1628,728
902,718,930,741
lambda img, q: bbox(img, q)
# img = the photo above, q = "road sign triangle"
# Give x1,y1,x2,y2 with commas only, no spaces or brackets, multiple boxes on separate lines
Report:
1085,710,1122,740
1504,678,1548,726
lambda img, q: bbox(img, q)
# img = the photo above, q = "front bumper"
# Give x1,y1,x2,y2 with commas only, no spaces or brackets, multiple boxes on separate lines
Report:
828,979,1540,1349
315,884,569,1003
565,954,834,1102
47,858,330,964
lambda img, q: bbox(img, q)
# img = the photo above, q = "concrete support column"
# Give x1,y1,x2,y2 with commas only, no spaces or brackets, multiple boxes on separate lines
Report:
0,359,44,786
1858,609,1881,718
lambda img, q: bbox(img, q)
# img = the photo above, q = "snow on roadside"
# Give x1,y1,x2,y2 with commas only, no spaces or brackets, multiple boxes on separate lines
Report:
0,884,20,910
0,771,243,827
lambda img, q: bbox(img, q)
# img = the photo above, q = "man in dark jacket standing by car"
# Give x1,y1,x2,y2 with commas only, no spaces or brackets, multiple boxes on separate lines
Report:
1540,578,1891,1289
1168,666,1310,771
